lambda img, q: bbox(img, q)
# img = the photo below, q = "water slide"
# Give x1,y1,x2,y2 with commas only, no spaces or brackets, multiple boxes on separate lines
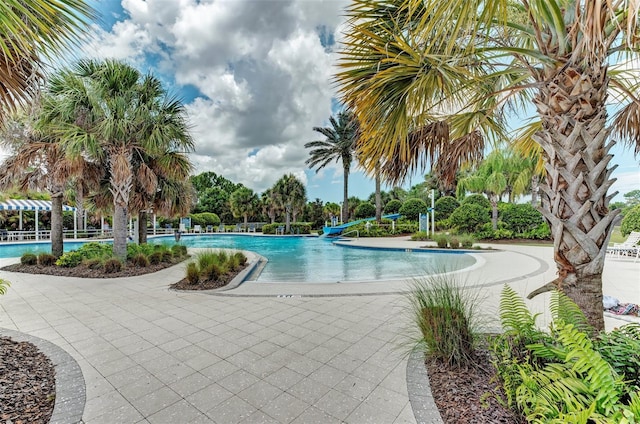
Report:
322,213,401,236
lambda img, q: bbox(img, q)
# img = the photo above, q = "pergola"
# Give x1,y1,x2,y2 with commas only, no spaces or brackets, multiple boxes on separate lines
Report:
0,199,77,240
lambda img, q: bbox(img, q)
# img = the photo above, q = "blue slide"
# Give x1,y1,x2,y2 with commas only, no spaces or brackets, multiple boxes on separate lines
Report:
322,214,401,236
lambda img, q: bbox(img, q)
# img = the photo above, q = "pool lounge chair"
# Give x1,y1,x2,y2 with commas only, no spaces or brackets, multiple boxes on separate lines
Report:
607,231,640,261
193,224,202,233
248,223,256,233
218,224,225,233
206,225,213,233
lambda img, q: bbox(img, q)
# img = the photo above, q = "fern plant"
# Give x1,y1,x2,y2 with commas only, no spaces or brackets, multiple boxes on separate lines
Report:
0,278,9,295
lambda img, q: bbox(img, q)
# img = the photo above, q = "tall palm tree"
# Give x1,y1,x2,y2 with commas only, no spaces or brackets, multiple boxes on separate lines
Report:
337,0,640,330
230,187,258,230
0,0,93,121
305,111,358,224
273,174,306,233
43,59,192,259
261,188,277,224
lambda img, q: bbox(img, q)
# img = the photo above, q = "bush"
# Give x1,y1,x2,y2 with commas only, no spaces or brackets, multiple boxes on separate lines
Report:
148,251,163,265
399,198,428,221
407,274,480,368
384,199,403,214
103,258,122,274
83,258,103,270
434,196,460,221
411,231,429,241
132,253,149,267
186,262,200,284
458,234,475,249
621,204,640,237
161,251,173,262
449,236,460,249
262,222,311,235
37,253,56,266
500,203,544,233
189,212,221,227
21,253,37,265
434,234,449,248
171,244,188,257
55,251,83,267
354,202,376,219
234,252,247,266
461,194,491,210
449,203,491,233
77,242,112,260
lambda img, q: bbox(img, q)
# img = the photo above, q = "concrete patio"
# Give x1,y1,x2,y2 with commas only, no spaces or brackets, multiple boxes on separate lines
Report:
0,237,638,423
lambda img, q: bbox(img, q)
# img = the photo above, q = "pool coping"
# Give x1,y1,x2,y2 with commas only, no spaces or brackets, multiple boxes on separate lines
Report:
0,327,86,424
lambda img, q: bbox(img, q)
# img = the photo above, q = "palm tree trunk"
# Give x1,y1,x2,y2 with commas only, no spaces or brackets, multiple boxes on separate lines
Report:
531,64,619,331
530,175,539,207
375,163,382,223
50,192,64,258
285,205,291,233
489,195,498,230
110,149,133,260
244,213,248,230
342,165,349,224
138,211,148,244
75,183,84,232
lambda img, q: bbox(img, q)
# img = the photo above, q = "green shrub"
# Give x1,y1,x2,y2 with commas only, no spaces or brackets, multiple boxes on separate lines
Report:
148,251,163,265
55,251,83,267
435,219,452,231
186,262,200,284
449,236,460,249
354,202,376,219
132,253,149,267
407,274,481,368
234,252,247,266
171,244,188,257
0,278,10,296
37,253,56,266
461,194,491,210
411,231,429,241
262,222,311,235
103,258,122,274
458,234,475,249
500,203,544,233
449,203,490,233
435,196,460,221
83,258,103,270
127,243,155,259
434,234,449,248
77,242,112,260
399,198,428,221
21,253,37,265
189,212,221,227
201,263,222,281
521,222,551,240
161,251,173,262
383,199,403,214
621,204,640,237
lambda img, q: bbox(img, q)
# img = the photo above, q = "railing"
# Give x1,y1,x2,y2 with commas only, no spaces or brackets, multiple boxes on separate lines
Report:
341,229,359,238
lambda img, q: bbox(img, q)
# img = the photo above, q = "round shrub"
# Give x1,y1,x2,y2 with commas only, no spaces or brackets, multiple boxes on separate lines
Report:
621,205,640,237
459,234,475,249
83,258,102,270
161,251,173,262
132,253,150,267
434,234,449,248
55,251,83,268
500,203,544,233
148,251,163,265
37,253,56,266
399,198,428,221
202,263,222,281
449,236,460,249
186,262,200,284
171,244,187,257
354,202,376,219
234,252,247,266
434,196,460,221
103,258,122,274
384,199,402,214
461,194,491,211
449,203,491,233
21,253,37,265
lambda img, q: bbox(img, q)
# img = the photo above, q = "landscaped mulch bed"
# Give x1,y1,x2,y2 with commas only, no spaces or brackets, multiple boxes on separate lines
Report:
170,263,248,290
0,337,55,424
2,258,185,279
425,349,525,423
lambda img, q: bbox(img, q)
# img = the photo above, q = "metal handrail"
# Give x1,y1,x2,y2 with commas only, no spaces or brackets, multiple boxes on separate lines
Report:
341,229,359,238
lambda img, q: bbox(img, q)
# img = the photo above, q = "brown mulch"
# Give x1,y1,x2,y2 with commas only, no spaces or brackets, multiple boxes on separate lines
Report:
0,337,55,424
170,264,248,290
425,349,525,424
2,258,185,279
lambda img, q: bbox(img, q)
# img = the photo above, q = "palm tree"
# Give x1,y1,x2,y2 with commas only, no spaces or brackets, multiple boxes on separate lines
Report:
230,187,258,230
305,111,358,224
337,0,640,330
273,174,306,233
44,59,192,259
0,0,93,121
261,189,277,224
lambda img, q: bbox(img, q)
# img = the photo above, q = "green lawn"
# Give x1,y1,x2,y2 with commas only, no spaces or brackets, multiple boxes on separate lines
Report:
609,226,625,245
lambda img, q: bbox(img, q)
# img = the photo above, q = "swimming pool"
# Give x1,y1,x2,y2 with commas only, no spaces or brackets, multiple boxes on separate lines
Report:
0,235,476,283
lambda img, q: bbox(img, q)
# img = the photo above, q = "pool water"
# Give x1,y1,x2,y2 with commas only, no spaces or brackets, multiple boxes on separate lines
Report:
0,235,476,283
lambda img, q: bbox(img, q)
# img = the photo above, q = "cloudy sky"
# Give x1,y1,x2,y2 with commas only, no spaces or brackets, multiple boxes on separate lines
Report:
77,0,638,203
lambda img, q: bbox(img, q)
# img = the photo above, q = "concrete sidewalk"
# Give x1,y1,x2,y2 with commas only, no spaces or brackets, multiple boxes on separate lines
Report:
0,238,638,423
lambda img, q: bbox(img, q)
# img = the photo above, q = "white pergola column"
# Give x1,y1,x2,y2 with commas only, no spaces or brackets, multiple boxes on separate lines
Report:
19,211,23,230
73,210,77,239
153,213,157,236
35,210,39,241
101,215,104,235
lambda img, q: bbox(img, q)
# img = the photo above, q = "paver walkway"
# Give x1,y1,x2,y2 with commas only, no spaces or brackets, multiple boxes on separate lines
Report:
0,237,638,423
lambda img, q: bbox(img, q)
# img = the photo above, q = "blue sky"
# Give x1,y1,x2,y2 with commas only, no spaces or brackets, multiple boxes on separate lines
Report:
82,0,637,204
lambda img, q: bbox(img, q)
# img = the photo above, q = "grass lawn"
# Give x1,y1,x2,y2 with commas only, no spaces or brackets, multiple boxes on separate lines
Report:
609,226,625,244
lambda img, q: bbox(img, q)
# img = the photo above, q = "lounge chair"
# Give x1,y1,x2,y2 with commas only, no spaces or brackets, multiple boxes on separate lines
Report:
218,224,225,233
248,223,256,233
206,225,213,233
607,231,640,260
276,225,284,235
193,224,202,233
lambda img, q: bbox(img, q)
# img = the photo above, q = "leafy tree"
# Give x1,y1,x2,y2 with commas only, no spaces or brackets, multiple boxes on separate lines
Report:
347,196,362,221
337,0,640,329
399,198,428,221
323,202,341,222
354,202,376,219
434,196,460,221
621,205,640,237
229,187,258,230
190,171,243,222
303,199,325,229
260,188,277,224
305,111,358,224
624,190,640,208
450,204,491,234
384,199,403,214
461,194,491,211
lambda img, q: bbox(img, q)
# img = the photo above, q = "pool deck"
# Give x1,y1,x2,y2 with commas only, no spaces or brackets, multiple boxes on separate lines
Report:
0,237,638,423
